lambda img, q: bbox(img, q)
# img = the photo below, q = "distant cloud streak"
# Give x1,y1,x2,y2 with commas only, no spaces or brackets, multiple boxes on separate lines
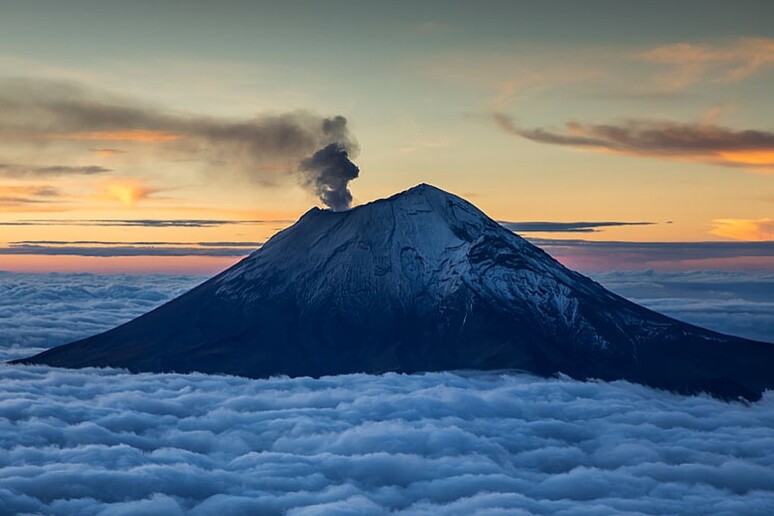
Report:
494,113,774,170
0,163,111,177
501,220,655,233
0,244,252,258
14,240,263,247
0,218,291,228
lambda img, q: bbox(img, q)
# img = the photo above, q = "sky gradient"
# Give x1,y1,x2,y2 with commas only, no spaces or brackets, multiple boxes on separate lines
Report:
0,0,772,273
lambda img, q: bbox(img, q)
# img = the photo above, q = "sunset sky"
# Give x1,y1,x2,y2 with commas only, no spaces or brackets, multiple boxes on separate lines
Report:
0,0,772,273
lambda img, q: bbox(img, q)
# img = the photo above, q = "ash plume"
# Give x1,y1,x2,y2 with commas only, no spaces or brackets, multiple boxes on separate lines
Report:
299,143,360,211
0,78,361,209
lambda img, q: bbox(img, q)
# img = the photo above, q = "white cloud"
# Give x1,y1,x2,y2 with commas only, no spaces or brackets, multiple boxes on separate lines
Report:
0,272,202,361
1,271,773,513
0,366,772,515
591,270,774,342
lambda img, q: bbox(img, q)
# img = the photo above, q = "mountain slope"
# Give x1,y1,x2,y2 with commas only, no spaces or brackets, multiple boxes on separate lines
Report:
15,184,774,400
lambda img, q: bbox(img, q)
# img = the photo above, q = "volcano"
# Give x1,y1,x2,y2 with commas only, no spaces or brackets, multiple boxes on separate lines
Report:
15,184,774,400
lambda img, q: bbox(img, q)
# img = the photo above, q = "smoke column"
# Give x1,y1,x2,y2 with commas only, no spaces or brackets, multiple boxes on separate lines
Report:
299,143,360,211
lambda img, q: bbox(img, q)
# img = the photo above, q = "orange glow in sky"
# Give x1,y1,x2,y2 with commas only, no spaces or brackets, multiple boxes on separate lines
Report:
54,130,182,142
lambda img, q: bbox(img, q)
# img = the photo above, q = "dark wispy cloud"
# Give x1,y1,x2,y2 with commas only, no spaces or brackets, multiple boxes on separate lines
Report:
0,163,111,177
0,78,360,209
500,220,655,233
0,218,291,228
494,113,774,170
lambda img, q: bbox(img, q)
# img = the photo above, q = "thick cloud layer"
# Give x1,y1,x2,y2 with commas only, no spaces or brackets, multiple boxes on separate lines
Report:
0,366,772,515
0,272,202,361
1,272,773,513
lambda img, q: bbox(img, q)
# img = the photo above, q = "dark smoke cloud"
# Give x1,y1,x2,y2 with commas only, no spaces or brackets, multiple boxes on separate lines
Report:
0,78,360,209
493,113,774,169
299,143,360,211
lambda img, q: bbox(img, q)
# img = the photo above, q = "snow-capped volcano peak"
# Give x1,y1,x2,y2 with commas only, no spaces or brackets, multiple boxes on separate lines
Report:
17,184,774,401
216,182,543,305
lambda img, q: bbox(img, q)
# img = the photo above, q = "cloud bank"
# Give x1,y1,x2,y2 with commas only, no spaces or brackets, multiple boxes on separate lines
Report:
0,366,772,515
1,272,773,513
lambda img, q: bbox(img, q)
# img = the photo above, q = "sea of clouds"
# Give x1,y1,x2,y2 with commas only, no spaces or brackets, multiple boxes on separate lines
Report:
591,270,774,343
1,367,773,515
0,272,203,362
1,270,773,515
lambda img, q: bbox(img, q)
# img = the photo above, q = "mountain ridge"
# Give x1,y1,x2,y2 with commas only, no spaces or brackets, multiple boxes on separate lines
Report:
14,183,774,400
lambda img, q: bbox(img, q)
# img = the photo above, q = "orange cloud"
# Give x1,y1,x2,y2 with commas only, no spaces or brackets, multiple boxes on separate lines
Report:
711,218,774,241
0,184,68,211
715,150,774,167
0,185,67,213
494,114,774,171
0,185,59,197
